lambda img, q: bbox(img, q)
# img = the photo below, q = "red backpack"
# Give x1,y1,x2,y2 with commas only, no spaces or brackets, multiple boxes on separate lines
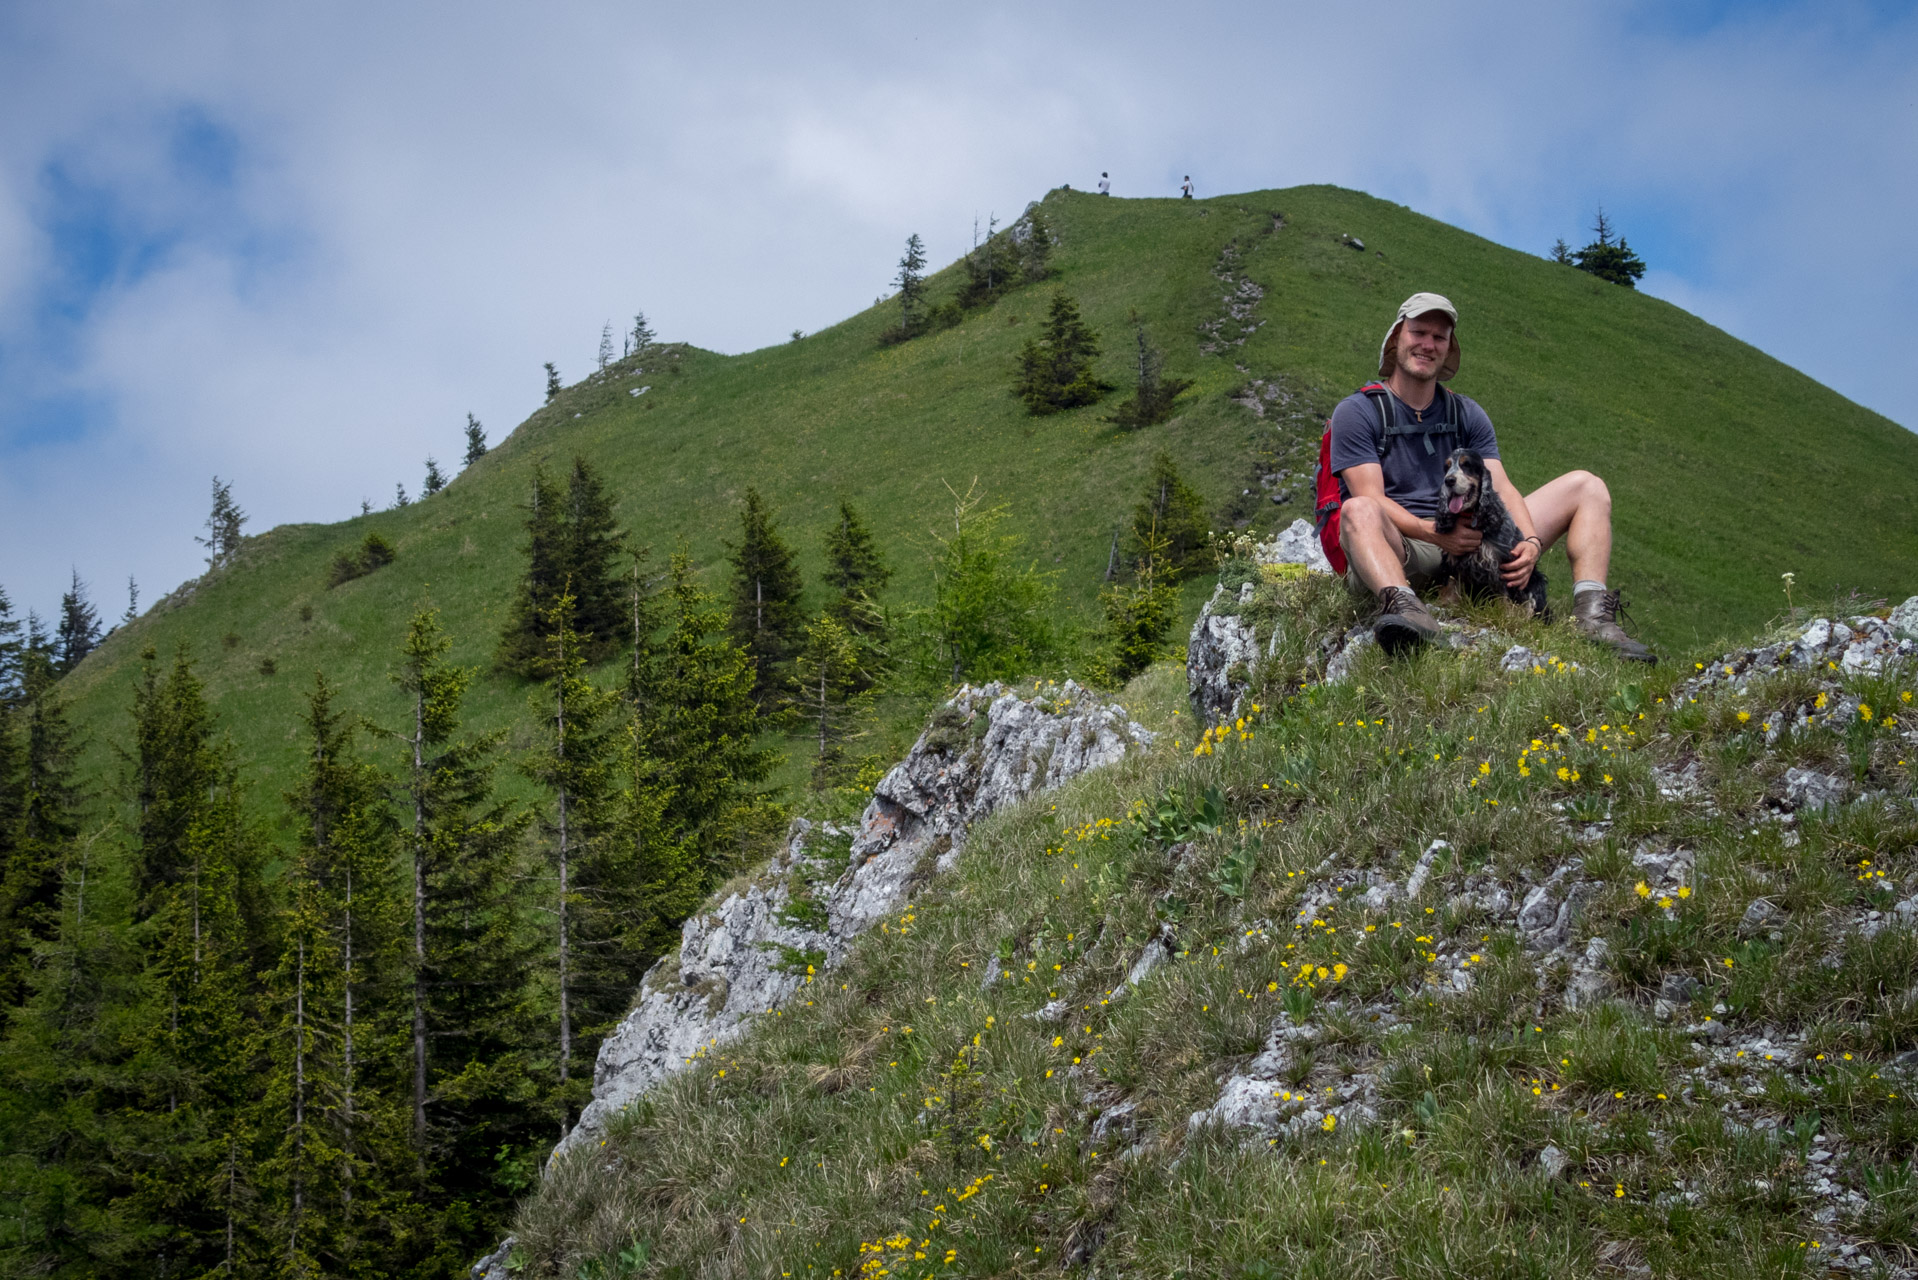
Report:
1312,383,1460,574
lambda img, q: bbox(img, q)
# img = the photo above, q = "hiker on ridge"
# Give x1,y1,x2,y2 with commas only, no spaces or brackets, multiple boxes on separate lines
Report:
1098,172,1111,196
1322,292,1655,663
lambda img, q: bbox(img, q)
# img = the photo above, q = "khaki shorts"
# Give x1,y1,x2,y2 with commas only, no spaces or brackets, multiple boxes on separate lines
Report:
1344,536,1448,599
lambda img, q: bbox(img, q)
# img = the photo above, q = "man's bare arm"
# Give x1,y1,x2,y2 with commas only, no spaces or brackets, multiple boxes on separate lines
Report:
1341,462,1481,556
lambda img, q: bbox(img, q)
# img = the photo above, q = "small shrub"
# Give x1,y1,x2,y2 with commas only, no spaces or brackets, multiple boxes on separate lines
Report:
222,631,241,649
298,604,313,623
258,656,277,676
1100,572,1177,684
327,532,398,587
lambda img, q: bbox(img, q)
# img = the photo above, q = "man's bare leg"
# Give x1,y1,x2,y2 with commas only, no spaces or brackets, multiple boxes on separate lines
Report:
1523,470,1652,662
1338,495,1409,593
1523,470,1611,583
1339,496,1439,651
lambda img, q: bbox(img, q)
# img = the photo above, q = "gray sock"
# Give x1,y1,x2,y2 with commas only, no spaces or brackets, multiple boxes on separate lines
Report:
1573,579,1606,597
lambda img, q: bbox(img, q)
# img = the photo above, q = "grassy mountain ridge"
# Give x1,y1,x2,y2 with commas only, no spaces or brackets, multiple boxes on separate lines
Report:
49,183,1918,816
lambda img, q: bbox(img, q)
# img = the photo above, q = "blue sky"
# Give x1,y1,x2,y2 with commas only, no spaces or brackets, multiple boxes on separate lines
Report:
2,0,1914,624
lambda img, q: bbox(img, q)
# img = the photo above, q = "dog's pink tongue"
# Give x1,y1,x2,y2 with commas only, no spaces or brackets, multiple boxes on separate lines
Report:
1447,496,1466,514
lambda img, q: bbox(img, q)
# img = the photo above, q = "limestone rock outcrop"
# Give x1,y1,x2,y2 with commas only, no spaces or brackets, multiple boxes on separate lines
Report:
547,681,1154,1165
1186,519,1333,721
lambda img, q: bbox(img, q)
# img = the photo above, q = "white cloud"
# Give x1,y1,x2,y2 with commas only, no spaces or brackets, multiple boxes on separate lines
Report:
1,0,1912,621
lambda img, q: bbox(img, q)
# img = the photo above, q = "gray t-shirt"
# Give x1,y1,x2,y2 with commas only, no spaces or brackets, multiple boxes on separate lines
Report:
1329,387,1500,519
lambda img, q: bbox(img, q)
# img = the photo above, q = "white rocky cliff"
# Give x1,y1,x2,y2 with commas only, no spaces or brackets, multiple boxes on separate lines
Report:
548,680,1154,1165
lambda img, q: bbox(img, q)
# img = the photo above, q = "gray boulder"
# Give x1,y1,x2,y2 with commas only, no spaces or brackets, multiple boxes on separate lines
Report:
1187,582,1264,723
1891,595,1918,641
470,1237,515,1280
1186,521,1338,722
1258,517,1333,574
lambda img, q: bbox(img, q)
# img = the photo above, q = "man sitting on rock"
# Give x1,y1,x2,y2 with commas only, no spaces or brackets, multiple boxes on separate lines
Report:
1330,292,1654,662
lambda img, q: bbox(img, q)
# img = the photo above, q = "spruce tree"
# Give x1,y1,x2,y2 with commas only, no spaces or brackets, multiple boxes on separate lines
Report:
121,645,269,1275
1131,451,1211,580
791,615,868,789
496,466,569,677
635,550,776,876
0,649,81,1009
821,500,892,686
497,458,628,676
196,476,248,571
1012,292,1110,414
422,456,448,497
597,322,615,371
0,585,23,707
55,570,102,675
544,362,562,402
0,589,23,946
1019,207,1054,281
463,413,488,466
912,484,1058,685
259,818,344,1278
956,214,1019,309
129,645,220,911
1572,207,1646,288
262,674,410,1276
605,557,705,970
522,592,622,1125
563,456,629,658
822,500,892,627
0,813,152,1277
392,482,411,509
1100,516,1177,684
630,312,656,354
894,234,928,337
1104,327,1194,430
600,738,702,996
122,575,139,626
0,611,24,1000
727,488,806,711
389,608,542,1231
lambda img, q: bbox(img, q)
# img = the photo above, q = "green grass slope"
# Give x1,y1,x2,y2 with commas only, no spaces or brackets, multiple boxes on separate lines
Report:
509,580,1918,1278
52,184,1918,814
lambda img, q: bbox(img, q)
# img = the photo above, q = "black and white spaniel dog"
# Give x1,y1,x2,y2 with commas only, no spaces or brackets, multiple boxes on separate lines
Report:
1432,448,1550,617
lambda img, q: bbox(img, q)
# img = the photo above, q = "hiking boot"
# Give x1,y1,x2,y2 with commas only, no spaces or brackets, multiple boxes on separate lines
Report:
1373,585,1441,655
1573,588,1655,664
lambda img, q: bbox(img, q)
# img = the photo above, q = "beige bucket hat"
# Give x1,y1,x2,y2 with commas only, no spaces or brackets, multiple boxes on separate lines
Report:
1378,292,1460,381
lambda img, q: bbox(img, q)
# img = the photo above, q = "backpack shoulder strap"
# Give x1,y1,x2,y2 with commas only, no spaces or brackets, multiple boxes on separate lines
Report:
1357,384,1392,453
